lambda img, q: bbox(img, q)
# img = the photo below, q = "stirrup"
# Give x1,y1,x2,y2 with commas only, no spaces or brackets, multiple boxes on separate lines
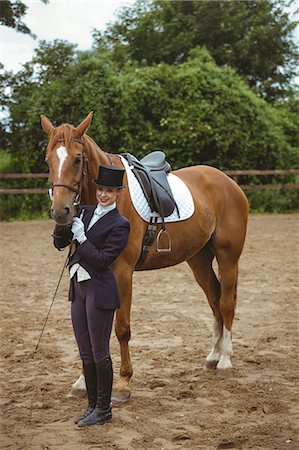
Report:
156,228,171,252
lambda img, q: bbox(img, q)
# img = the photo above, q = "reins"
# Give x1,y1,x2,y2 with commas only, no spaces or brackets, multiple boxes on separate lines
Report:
32,246,72,356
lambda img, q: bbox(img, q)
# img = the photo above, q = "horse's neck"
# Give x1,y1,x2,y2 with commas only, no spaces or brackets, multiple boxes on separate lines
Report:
81,136,112,204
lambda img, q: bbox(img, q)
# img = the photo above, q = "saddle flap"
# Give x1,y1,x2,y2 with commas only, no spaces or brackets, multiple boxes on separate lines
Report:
150,172,177,217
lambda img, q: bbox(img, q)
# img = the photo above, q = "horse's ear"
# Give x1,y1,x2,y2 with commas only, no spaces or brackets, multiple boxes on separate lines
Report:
76,111,93,136
41,115,54,135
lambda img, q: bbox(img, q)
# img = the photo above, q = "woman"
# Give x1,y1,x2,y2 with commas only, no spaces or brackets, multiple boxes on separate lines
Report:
53,165,130,427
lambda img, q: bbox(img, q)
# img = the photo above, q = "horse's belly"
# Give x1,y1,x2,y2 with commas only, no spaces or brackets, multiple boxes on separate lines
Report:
137,218,213,270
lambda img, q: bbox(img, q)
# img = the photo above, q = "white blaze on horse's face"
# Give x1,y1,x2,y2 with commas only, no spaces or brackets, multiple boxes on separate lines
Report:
56,146,68,180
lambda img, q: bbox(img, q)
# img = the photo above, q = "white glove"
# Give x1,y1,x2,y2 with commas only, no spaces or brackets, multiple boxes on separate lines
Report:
71,217,87,244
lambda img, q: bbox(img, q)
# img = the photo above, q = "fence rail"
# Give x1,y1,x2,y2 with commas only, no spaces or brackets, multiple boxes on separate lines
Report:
0,173,49,179
0,170,299,194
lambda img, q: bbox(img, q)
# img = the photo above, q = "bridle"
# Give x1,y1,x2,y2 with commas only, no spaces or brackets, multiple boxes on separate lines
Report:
49,136,115,208
50,138,88,207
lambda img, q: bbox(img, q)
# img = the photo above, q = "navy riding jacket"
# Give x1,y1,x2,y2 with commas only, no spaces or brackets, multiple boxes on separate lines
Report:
53,205,130,309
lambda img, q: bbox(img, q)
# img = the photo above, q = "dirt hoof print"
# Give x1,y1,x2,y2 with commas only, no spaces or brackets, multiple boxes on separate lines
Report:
172,433,191,442
217,442,236,449
149,380,167,389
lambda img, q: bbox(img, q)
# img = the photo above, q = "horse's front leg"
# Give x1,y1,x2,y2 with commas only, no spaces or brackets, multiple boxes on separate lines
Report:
112,267,133,406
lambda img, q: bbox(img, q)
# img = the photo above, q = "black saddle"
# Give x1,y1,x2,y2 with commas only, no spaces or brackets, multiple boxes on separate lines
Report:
122,151,179,220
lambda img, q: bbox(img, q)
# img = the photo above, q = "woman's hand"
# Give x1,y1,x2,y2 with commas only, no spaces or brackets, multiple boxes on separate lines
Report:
71,217,87,244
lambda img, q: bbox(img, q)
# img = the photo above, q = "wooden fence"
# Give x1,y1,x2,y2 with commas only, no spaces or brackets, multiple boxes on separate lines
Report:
0,173,49,195
0,170,299,195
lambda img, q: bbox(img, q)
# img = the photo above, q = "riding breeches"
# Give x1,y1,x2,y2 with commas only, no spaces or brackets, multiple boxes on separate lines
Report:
70,277,115,364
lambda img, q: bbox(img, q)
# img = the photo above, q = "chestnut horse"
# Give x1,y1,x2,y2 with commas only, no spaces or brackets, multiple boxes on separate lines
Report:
41,112,248,404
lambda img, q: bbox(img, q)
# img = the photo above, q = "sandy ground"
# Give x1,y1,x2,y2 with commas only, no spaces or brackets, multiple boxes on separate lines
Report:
0,214,298,450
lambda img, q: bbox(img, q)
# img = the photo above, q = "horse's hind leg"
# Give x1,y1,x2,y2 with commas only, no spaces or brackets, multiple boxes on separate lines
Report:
214,247,239,371
187,246,223,369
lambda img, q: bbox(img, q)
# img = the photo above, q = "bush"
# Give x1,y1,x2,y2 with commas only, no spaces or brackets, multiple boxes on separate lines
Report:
1,43,298,218
0,150,13,172
0,170,51,221
246,188,299,213
0,194,50,221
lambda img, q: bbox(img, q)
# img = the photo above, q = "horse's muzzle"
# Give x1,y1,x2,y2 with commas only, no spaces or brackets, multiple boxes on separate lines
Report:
51,206,73,225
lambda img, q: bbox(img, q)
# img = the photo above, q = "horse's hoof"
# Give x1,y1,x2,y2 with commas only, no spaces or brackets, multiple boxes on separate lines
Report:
216,356,233,374
204,359,219,370
67,387,86,399
216,358,233,377
111,390,131,407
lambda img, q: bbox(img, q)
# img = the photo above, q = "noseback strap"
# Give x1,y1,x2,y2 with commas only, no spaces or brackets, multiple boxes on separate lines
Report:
52,183,80,195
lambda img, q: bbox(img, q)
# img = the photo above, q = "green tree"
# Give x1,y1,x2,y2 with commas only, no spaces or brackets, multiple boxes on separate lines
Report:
93,0,298,101
4,42,297,173
2,40,77,171
101,47,298,171
1,42,298,215
0,0,48,37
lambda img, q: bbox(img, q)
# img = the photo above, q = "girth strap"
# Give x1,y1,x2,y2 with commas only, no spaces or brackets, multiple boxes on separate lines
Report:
136,216,159,269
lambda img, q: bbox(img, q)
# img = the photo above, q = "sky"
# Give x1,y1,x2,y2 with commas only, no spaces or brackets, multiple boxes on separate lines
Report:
0,0,298,74
1,0,135,73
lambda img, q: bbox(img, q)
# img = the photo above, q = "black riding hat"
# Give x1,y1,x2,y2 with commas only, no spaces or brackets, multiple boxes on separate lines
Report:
92,165,126,188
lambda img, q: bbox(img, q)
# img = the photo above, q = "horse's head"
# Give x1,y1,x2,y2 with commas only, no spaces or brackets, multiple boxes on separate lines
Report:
41,112,93,225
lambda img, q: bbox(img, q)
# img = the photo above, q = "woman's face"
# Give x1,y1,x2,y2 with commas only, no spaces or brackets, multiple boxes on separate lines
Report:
96,186,120,207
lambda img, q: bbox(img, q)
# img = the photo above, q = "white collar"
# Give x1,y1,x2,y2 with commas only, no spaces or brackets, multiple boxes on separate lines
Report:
95,202,116,216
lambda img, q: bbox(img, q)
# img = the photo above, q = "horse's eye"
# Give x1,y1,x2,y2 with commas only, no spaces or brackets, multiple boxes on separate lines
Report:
74,156,82,165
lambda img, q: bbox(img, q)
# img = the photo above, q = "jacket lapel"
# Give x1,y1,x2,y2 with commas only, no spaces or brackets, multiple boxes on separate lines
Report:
81,206,96,229
87,208,119,236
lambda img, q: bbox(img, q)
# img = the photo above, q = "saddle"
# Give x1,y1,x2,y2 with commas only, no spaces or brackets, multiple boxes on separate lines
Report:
122,151,180,266
122,151,179,220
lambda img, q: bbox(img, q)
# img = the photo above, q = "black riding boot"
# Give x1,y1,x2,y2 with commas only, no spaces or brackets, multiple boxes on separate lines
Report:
74,362,97,424
78,356,113,426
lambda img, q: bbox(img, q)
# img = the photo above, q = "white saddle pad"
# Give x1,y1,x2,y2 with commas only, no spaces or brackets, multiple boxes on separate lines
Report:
120,156,194,223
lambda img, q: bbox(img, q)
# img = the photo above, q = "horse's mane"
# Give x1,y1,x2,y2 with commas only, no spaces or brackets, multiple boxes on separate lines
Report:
47,124,81,153
46,122,116,169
